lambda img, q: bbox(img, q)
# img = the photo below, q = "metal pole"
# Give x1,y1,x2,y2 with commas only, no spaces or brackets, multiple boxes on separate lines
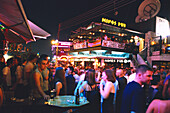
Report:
159,35,162,55
57,24,60,40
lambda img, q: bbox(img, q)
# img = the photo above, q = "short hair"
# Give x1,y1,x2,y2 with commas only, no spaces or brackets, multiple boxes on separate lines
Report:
104,69,116,83
40,54,48,59
37,57,47,64
68,66,74,73
136,65,153,75
27,53,38,61
15,56,22,65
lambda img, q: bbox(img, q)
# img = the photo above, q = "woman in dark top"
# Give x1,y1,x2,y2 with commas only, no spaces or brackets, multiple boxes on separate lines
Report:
54,67,67,96
79,69,100,113
100,69,116,113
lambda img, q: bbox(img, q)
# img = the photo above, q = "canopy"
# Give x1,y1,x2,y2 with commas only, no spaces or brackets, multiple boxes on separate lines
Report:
28,20,51,40
0,0,51,43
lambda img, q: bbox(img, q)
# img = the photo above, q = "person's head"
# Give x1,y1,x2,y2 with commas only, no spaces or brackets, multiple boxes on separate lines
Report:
136,65,153,85
55,67,66,85
126,69,132,76
116,69,124,78
27,53,38,63
13,56,22,66
102,69,116,83
67,66,74,75
160,68,164,73
85,69,96,85
73,71,78,75
40,54,48,62
37,57,48,71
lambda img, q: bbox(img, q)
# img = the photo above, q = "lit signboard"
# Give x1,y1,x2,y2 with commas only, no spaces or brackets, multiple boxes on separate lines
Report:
104,59,131,63
156,16,170,37
59,41,72,46
101,18,126,28
88,40,101,47
73,41,87,49
74,58,95,61
102,40,125,49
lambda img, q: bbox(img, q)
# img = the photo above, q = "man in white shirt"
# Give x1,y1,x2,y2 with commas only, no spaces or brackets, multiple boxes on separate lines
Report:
2,58,13,90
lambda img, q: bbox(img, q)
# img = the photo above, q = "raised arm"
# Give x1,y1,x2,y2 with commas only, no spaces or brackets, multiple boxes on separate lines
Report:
55,82,62,96
100,82,113,99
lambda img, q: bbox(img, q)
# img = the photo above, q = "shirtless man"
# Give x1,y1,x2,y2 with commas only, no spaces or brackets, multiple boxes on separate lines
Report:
33,57,50,100
146,99,170,113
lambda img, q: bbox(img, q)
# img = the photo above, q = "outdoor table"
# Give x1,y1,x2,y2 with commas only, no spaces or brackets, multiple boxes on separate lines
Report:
47,95,89,108
46,95,89,113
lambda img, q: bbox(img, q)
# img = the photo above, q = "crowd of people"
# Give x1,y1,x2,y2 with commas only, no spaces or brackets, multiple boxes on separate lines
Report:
0,53,170,113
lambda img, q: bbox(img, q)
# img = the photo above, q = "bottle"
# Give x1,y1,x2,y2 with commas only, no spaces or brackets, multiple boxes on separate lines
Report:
75,88,80,105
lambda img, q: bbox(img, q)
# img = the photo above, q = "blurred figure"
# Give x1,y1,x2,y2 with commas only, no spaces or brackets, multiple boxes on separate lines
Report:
48,62,56,91
24,53,38,97
66,66,75,95
95,67,103,83
79,69,86,82
100,69,116,113
116,69,127,113
160,68,167,80
10,56,20,89
54,67,67,96
0,86,3,108
78,69,100,113
73,71,80,84
14,57,25,99
0,54,5,85
162,74,170,100
124,69,132,82
2,58,13,90
146,99,170,113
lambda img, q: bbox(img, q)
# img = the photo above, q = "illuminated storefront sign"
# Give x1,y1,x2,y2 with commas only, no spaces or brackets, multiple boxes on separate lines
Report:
73,41,87,49
102,40,125,49
101,18,126,28
88,40,101,47
74,58,95,61
104,59,131,63
156,16,170,37
59,41,72,46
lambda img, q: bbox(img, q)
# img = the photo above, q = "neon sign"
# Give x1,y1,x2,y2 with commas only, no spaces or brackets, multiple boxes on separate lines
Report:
102,18,126,28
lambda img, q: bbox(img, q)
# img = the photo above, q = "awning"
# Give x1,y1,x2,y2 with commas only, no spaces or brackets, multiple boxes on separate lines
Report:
28,20,51,40
0,0,51,43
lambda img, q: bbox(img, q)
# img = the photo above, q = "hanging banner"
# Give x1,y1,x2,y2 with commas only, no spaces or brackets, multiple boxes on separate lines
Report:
102,40,125,49
88,40,101,47
73,41,87,49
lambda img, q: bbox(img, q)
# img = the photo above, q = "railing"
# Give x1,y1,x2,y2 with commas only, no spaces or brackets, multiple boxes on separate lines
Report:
131,54,139,68
72,40,139,54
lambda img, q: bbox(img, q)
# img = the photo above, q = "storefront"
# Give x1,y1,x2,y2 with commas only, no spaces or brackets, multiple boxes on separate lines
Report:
69,18,144,68
152,61,170,69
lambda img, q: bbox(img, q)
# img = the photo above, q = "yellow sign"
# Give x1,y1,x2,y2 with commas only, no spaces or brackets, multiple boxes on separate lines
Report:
102,18,126,28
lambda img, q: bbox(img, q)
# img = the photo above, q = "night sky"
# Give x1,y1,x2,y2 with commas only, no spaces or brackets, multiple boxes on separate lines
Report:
21,0,170,58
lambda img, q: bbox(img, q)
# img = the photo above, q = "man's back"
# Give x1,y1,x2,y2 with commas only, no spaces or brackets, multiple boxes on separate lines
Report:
121,81,146,113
